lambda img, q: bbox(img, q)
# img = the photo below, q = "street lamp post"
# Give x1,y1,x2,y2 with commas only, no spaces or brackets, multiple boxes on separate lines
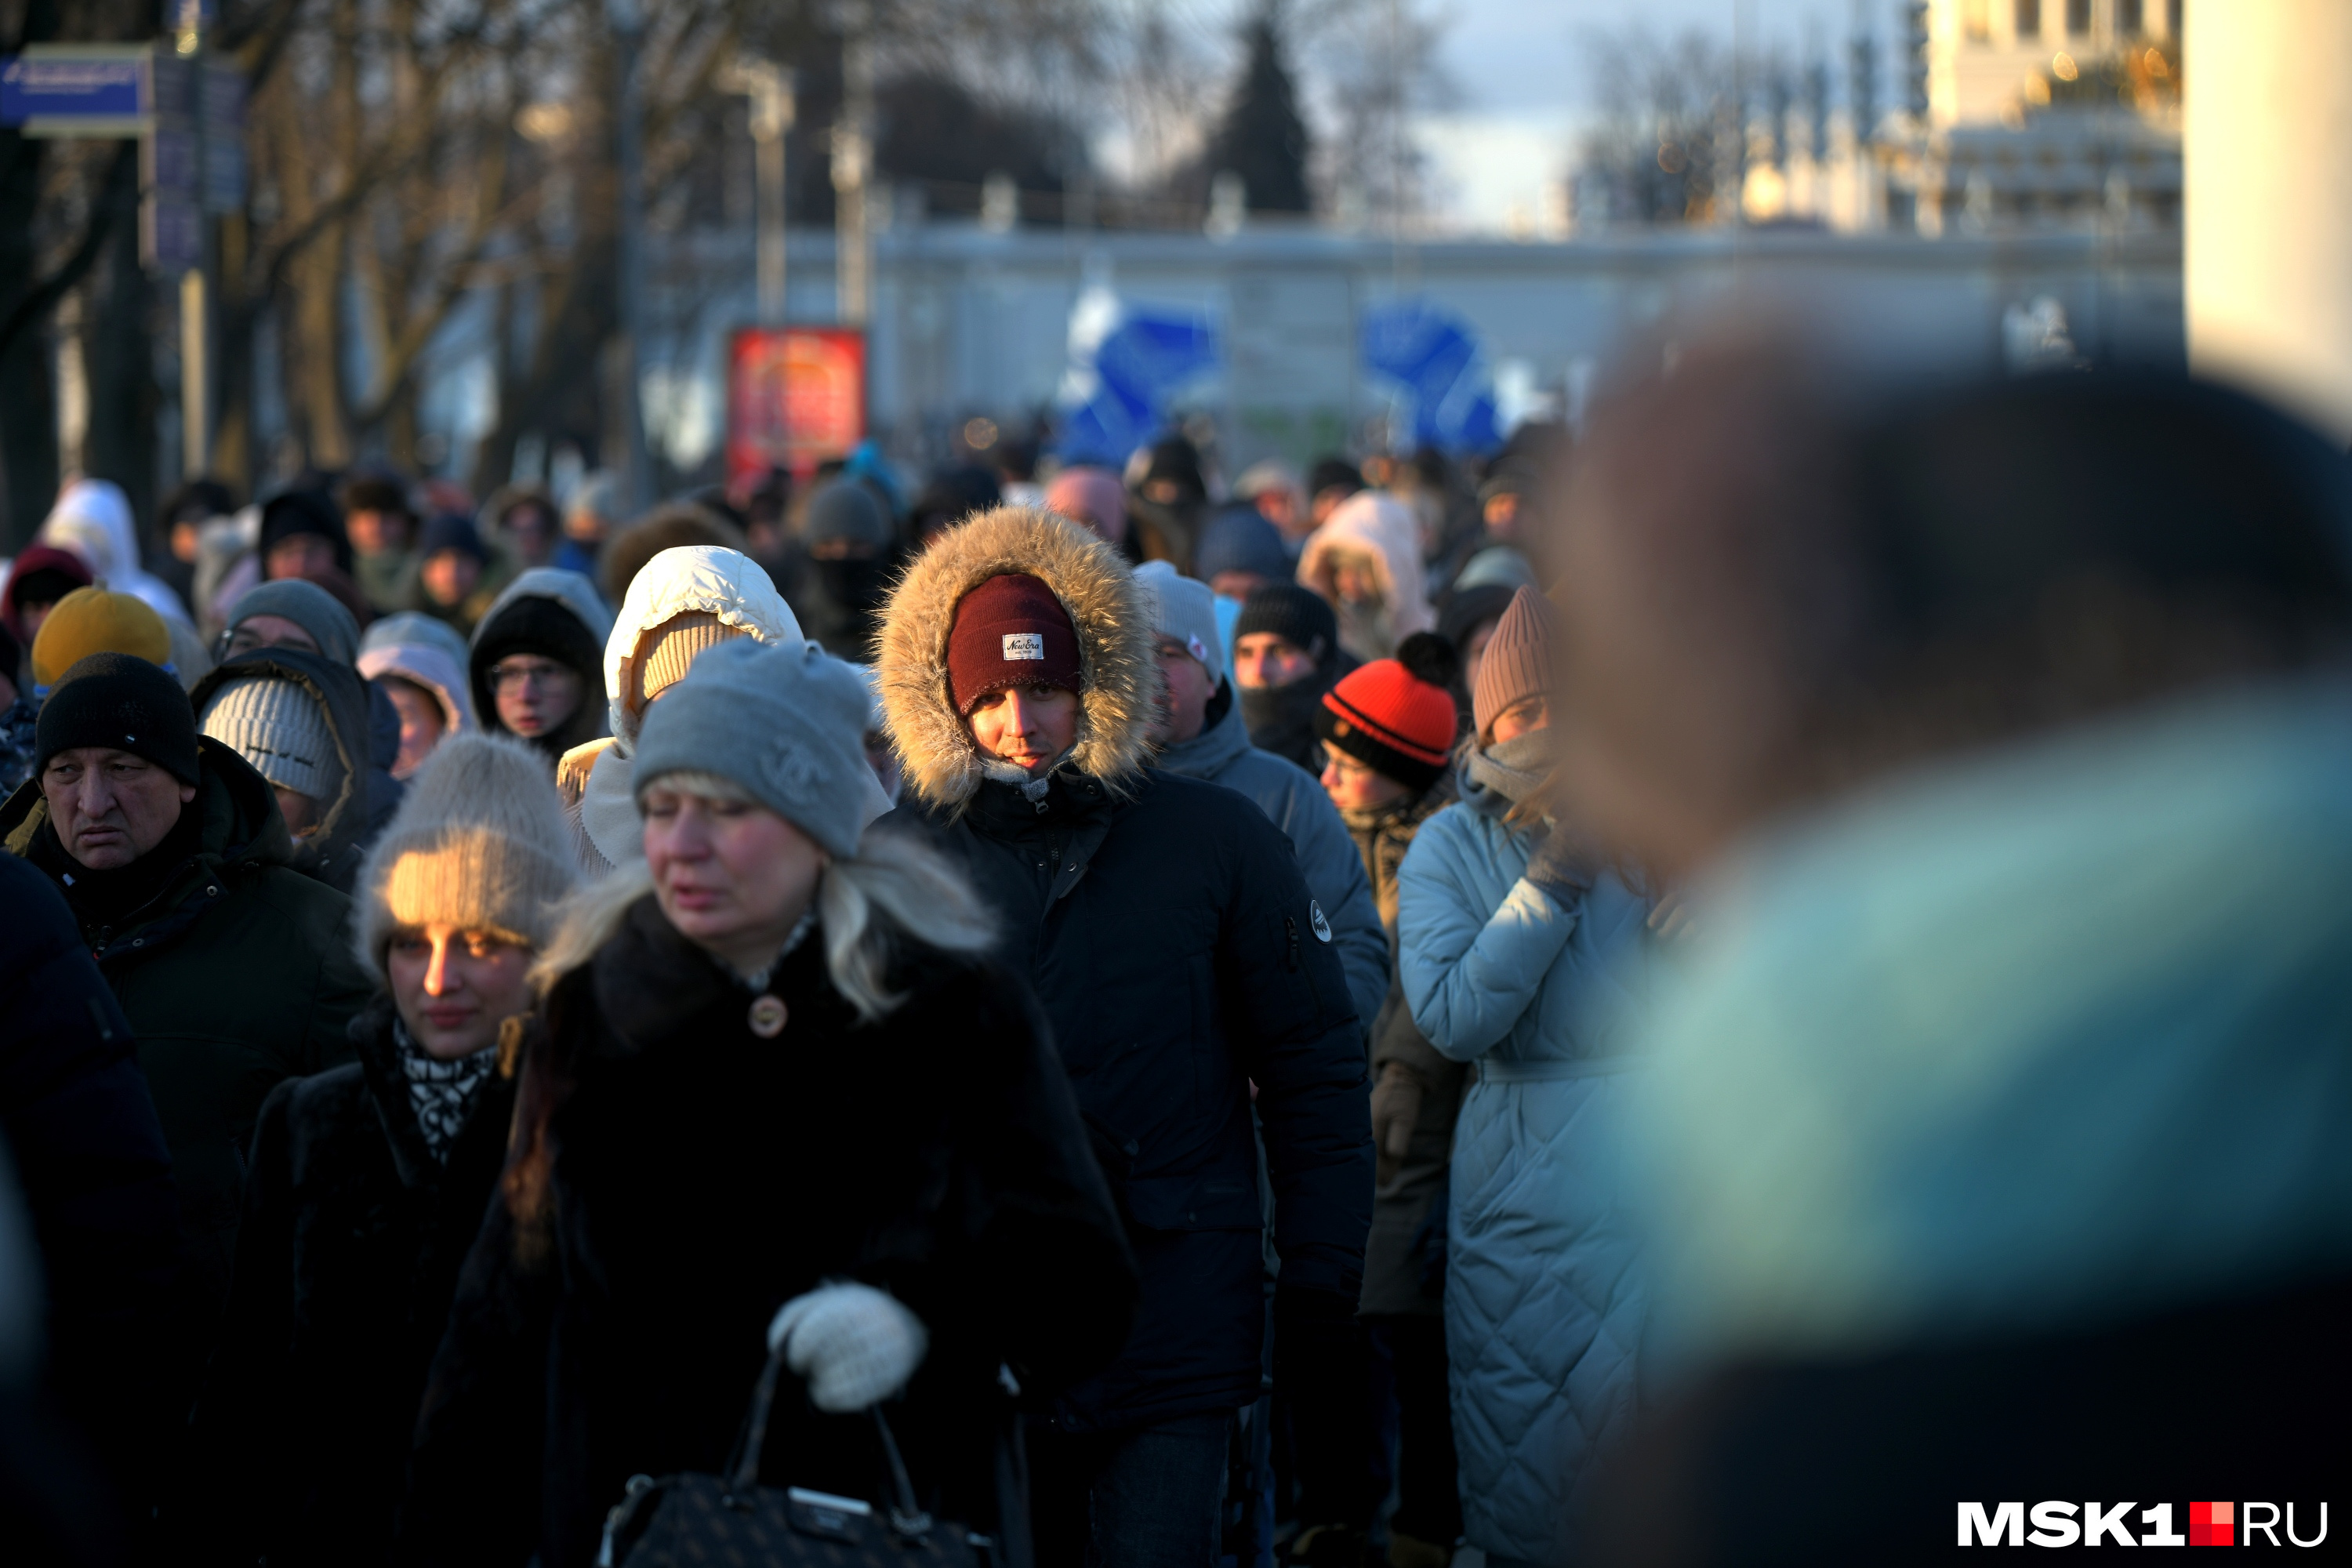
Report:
720,58,795,323
833,2,873,326
607,0,652,509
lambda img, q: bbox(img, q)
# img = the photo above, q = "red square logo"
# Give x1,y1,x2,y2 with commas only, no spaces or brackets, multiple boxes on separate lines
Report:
2190,1501,2234,1547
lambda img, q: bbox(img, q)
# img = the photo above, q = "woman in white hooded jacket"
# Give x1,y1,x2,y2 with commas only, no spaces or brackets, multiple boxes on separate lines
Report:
555,543,890,874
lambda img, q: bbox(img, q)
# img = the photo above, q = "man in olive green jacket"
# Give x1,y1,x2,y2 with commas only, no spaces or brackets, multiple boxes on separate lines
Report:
2,652,371,1416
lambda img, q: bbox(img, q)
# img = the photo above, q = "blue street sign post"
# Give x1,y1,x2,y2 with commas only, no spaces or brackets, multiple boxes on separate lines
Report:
0,46,154,136
0,38,243,471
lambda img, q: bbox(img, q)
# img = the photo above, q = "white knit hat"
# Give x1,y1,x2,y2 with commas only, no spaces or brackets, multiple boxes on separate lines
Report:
354,731,581,981
200,675,344,801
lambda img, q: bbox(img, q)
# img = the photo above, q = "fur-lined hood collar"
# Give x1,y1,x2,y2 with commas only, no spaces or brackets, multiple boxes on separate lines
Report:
877,506,1160,810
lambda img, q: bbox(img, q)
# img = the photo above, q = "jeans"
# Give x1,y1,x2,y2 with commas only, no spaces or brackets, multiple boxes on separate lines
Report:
1029,1411,1233,1568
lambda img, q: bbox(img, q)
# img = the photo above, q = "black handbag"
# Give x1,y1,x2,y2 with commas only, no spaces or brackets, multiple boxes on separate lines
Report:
597,1345,1004,1567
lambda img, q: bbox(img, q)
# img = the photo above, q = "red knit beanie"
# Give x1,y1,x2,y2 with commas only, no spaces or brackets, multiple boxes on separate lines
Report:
947,573,1084,714
1315,632,1459,793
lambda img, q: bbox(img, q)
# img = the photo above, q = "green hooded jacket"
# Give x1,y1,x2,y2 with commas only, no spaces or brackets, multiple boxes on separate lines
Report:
2,738,372,1363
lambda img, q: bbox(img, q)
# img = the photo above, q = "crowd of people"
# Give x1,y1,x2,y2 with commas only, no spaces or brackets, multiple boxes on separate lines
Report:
0,328,2345,1568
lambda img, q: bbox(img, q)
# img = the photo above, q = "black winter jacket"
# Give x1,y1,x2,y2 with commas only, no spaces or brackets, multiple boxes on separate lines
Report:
187,996,515,1566
405,897,1137,1568
0,855,178,1501
891,767,1375,1433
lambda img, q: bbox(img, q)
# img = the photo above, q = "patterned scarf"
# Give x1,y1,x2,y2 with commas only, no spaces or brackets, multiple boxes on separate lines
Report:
395,1018,497,1164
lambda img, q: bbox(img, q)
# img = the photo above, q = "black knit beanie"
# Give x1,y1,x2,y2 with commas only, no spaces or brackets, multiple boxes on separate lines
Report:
260,488,353,574
470,593,604,728
1235,583,1340,664
35,652,201,785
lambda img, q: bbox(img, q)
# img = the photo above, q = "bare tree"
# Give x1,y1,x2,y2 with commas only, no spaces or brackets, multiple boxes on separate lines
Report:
1573,26,1750,228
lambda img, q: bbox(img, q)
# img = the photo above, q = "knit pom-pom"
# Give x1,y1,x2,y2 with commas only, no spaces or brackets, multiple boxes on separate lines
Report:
1396,630,1461,691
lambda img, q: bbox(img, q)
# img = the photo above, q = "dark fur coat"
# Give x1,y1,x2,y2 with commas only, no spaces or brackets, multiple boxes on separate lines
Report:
187,994,516,1566
403,896,1138,1568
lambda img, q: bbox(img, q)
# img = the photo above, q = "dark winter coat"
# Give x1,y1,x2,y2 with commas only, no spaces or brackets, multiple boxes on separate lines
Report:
0,853,179,1496
1343,780,1464,1319
188,996,515,1566
1153,683,1390,1037
873,503,1374,1438
3,738,374,1410
405,896,1138,1568
188,646,404,893
893,771,1374,1432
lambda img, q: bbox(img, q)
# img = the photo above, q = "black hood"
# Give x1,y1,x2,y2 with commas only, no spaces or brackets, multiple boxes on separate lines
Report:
469,590,608,761
188,646,398,893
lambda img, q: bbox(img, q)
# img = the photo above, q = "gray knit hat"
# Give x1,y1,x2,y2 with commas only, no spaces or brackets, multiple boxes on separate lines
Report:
353,731,580,980
632,637,873,859
200,674,346,801
226,578,361,667
1134,561,1225,687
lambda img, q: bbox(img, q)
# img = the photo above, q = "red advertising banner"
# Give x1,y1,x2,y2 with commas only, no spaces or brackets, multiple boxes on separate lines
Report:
726,326,866,490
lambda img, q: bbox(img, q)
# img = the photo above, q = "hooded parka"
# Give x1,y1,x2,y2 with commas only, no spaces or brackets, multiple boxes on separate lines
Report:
466,567,612,767
1153,682,1390,1040
553,546,800,873
190,646,402,893
2,739,373,1410
39,477,195,629
405,895,1138,1568
187,996,517,1566
1396,772,1654,1566
874,506,1374,1435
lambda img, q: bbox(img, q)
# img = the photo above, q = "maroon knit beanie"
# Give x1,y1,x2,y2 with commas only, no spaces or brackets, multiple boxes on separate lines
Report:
947,573,1083,714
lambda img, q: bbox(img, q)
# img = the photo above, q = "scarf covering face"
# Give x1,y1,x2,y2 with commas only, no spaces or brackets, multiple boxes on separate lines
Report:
1465,729,1553,811
396,1018,497,1163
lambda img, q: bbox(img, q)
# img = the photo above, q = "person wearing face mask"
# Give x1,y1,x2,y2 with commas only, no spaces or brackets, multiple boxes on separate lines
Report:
1233,583,1359,777
1393,586,1656,1568
874,506,1373,1568
405,639,1136,1568
778,478,898,657
187,733,575,1565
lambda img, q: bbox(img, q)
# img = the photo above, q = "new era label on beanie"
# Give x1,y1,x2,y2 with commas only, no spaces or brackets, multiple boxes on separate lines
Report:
1004,633,1044,661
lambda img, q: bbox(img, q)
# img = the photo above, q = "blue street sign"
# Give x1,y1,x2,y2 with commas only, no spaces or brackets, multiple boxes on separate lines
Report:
0,49,154,136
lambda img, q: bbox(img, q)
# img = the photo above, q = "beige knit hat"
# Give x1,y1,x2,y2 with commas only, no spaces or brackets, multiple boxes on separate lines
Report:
630,611,742,711
200,674,346,801
1472,584,1552,740
354,731,580,982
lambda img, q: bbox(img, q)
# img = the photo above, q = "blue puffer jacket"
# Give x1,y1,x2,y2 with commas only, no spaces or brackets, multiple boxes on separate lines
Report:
1397,781,1653,1567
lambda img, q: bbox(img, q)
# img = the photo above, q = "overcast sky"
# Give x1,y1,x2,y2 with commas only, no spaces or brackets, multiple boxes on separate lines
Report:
1417,0,1858,229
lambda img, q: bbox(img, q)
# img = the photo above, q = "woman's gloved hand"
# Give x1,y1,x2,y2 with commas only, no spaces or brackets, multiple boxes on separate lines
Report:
1523,825,1595,909
1369,1060,1423,1162
765,1282,930,1412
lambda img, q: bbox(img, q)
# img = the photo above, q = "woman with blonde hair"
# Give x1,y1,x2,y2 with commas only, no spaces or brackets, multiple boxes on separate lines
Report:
191,731,579,1563
405,637,1137,1568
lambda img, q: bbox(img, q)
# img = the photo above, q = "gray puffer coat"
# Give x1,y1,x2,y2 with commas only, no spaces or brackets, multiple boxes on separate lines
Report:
1396,775,1653,1566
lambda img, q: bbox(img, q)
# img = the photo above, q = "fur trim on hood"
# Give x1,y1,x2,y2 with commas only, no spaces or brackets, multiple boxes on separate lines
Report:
877,506,1160,811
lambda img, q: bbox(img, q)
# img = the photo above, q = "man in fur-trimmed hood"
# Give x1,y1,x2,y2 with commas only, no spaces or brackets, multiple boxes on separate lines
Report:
876,505,1374,1567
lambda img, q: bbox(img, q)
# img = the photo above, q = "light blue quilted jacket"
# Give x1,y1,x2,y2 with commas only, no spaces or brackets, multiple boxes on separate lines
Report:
1396,786,1654,1566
